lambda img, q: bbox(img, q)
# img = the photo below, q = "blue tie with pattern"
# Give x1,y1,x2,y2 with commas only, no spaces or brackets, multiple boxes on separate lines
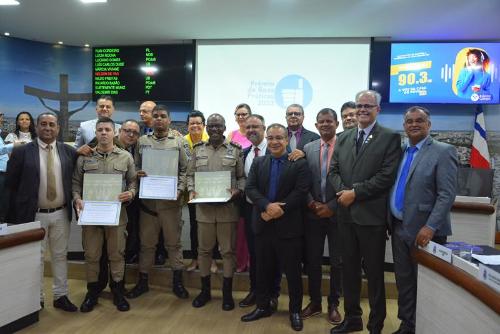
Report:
395,146,418,211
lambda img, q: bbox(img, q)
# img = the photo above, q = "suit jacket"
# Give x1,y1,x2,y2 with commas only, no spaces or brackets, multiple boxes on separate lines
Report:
7,140,77,223
390,137,458,243
303,139,337,222
74,118,121,148
287,127,320,151
330,123,401,226
245,154,310,238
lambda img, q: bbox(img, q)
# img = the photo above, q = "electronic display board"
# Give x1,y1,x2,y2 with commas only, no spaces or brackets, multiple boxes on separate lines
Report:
390,42,500,104
93,44,194,101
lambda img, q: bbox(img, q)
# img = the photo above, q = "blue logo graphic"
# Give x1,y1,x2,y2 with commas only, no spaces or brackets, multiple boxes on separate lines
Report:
274,74,313,108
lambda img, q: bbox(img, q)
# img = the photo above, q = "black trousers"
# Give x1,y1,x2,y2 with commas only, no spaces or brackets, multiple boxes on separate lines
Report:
125,197,140,259
392,221,447,331
243,201,281,295
339,222,386,332
255,225,302,313
304,217,342,307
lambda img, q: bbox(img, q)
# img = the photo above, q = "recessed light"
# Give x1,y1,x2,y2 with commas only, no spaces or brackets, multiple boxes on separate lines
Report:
80,0,107,3
57,41,64,45
84,44,90,48
0,0,20,6
4,32,10,36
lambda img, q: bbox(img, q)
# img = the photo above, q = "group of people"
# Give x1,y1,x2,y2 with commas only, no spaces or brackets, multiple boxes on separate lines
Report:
0,89,458,334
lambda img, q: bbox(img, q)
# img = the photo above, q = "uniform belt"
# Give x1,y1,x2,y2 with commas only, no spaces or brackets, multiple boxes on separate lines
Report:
37,204,66,213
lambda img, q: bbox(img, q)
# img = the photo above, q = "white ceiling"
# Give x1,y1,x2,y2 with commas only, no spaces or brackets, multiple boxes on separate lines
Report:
0,0,499,47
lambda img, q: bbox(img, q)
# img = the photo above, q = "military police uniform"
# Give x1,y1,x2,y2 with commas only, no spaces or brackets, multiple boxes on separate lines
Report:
72,147,137,284
187,141,245,278
137,131,190,272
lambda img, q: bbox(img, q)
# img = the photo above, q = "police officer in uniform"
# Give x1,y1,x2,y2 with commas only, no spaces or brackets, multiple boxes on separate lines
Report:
126,105,190,299
187,113,245,311
73,117,137,312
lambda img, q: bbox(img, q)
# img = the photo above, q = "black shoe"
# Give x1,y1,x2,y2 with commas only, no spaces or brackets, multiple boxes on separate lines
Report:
111,280,130,312
239,291,256,308
241,307,273,322
172,270,189,299
269,297,278,314
222,277,234,311
154,252,166,266
290,313,303,331
53,296,78,312
330,318,363,334
80,282,99,313
126,273,149,299
80,293,98,313
192,276,211,308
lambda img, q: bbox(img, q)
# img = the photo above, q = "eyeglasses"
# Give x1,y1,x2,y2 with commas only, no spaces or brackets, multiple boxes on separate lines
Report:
122,128,140,136
188,121,203,126
355,104,378,110
286,112,303,117
246,125,264,130
266,136,286,141
235,113,249,118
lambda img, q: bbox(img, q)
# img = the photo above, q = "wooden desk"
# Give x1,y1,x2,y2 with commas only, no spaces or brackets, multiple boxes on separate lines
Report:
414,249,500,334
0,222,44,334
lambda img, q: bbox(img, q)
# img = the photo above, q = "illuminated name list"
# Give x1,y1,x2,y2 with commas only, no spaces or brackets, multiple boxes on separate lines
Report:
94,48,126,95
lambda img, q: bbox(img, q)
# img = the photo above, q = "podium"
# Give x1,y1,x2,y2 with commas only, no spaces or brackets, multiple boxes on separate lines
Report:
0,222,45,333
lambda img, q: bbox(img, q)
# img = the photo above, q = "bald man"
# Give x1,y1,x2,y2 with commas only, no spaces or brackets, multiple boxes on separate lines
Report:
139,101,156,136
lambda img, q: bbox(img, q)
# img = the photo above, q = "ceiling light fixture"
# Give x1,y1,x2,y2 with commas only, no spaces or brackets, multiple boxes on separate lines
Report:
84,44,90,47
4,32,10,36
57,41,64,45
80,0,107,3
0,0,20,5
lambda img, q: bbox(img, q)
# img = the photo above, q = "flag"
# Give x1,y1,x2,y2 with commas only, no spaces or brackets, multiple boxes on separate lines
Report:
470,106,490,169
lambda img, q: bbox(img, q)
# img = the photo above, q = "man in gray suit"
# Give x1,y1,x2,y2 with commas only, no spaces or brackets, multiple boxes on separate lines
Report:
74,95,121,153
389,106,458,334
301,108,342,324
330,90,401,334
285,104,320,161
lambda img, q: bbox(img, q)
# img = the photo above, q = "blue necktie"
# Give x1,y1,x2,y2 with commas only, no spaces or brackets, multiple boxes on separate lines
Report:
395,146,418,211
320,143,329,202
268,158,281,202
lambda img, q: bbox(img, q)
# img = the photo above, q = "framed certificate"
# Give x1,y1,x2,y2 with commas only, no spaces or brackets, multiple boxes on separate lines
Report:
78,201,121,226
189,171,231,203
139,175,178,200
142,148,178,176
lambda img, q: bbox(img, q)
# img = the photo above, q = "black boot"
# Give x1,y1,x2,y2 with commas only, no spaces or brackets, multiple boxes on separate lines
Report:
110,280,130,312
126,272,149,299
222,277,235,311
192,276,211,308
80,282,99,313
172,270,189,299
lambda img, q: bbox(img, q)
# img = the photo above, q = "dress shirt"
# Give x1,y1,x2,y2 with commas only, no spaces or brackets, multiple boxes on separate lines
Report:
287,126,303,147
268,154,287,202
37,138,65,209
244,139,267,177
320,136,336,172
0,132,13,172
390,136,427,220
357,121,376,147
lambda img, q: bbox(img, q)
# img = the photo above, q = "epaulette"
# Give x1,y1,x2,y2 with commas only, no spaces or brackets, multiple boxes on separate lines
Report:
193,141,206,148
229,141,242,149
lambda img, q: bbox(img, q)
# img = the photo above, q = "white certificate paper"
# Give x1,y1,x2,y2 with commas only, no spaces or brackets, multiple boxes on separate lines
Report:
78,201,121,226
139,176,178,200
188,171,231,203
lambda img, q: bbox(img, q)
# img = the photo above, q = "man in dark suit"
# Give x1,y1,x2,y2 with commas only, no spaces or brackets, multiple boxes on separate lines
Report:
301,108,342,324
389,106,457,334
330,90,402,334
7,111,78,312
241,123,310,332
286,104,320,160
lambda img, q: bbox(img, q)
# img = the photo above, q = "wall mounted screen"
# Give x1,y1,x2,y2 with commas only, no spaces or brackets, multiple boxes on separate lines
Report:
390,42,500,104
195,39,370,133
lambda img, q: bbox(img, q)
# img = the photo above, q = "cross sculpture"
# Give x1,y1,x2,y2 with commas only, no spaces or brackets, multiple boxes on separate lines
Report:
24,74,92,141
